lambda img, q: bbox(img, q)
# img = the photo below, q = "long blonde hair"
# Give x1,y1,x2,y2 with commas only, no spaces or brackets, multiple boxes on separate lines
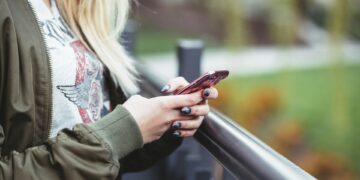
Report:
57,0,139,96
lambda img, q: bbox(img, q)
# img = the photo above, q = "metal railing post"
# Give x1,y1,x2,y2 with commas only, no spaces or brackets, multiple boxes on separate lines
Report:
174,40,220,180
177,40,203,81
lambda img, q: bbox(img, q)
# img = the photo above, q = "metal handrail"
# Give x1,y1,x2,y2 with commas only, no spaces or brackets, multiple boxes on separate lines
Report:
138,65,316,180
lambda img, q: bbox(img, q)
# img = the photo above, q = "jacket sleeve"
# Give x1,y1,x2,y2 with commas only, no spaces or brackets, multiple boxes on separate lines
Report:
0,105,144,180
120,127,183,173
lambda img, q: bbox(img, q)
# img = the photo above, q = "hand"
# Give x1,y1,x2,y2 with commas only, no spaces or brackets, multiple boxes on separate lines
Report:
123,87,205,144
161,77,218,138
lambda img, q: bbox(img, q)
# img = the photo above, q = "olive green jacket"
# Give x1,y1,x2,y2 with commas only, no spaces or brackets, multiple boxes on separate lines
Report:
0,0,181,179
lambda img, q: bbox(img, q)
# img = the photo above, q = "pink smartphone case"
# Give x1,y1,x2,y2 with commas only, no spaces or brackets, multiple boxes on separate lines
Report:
174,70,229,95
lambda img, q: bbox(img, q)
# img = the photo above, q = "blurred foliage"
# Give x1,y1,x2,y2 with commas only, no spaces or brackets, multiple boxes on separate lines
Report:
206,0,247,47
136,26,218,55
269,0,300,46
136,26,196,55
206,0,360,178
135,0,360,53
308,0,360,40
327,0,351,151
133,0,360,178
210,65,360,179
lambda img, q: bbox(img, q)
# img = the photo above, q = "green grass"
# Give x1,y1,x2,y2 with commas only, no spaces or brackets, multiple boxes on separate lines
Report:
135,25,360,172
219,64,360,171
136,26,219,55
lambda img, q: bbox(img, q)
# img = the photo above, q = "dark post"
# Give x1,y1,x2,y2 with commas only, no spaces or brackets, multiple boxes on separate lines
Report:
177,40,203,81
121,20,137,57
174,39,214,180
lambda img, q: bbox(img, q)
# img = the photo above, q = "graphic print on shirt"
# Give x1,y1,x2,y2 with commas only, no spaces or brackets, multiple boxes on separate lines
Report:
57,41,109,123
39,18,74,49
40,15,110,123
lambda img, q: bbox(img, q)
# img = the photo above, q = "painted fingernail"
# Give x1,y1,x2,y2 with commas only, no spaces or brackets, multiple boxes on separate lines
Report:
181,107,192,115
161,84,171,93
203,89,211,97
173,130,182,137
172,122,181,129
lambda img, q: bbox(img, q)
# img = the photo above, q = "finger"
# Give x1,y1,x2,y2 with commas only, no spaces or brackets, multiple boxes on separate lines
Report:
161,77,189,93
163,91,204,109
199,99,208,105
163,110,196,127
172,116,204,130
202,87,218,99
167,110,197,123
180,104,210,116
173,129,198,138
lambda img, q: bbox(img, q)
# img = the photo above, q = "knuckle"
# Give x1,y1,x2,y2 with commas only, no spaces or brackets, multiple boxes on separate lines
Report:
197,119,204,126
192,107,198,115
171,77,181,84
158,99,168,108
181,122,188,129
182,131,189,137
165,118,173,126
177,76,186,82
205,106,210,114
213,88,219,96
187,97,196,105
155,135,162,140
174,76,188,85
191,121,199,129
129,95,139,100
133,95,146,102
187,130,196,137
176,110,184,118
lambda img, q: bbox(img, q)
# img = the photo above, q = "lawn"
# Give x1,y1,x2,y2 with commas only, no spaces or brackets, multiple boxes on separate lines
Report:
136,26,218,55
135,25,360,176
213,64,360,174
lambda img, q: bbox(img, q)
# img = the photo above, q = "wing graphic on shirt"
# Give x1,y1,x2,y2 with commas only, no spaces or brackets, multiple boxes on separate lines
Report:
56,84,89,108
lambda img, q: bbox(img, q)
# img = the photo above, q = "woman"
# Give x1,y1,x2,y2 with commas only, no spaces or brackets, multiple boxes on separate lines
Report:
0,0,218,179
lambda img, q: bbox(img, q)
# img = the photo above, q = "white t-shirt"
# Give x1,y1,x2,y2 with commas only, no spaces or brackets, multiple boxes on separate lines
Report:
28,0,111,138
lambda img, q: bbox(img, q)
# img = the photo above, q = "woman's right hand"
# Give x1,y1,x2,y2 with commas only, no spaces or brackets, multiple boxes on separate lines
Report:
123,92,204,144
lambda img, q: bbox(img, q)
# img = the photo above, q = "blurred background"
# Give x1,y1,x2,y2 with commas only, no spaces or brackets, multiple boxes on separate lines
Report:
129,0,360,179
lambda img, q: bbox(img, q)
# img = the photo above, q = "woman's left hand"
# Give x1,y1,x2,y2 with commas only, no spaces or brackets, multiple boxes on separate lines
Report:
161,77,218,137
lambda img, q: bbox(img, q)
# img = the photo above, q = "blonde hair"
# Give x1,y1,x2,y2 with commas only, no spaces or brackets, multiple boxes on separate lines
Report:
57,0,139,96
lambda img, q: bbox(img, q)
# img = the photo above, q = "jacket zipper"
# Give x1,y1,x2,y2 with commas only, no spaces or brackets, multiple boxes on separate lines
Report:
27,1,54,139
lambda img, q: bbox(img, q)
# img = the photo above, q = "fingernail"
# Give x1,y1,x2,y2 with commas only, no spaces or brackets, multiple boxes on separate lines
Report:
181,107,191,115
161,84,171,93
173,130,182,137
172,122,181,129
203,89,211,97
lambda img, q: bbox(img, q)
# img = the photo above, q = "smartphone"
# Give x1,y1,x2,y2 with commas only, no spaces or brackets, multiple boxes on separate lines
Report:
174,70,229,95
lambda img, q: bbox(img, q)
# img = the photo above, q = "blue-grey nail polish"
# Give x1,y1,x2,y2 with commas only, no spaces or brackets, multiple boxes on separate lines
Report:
172,122,181,129
181,107,191,115
161,84,171,92
173,130,181,137
203,89,211,97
